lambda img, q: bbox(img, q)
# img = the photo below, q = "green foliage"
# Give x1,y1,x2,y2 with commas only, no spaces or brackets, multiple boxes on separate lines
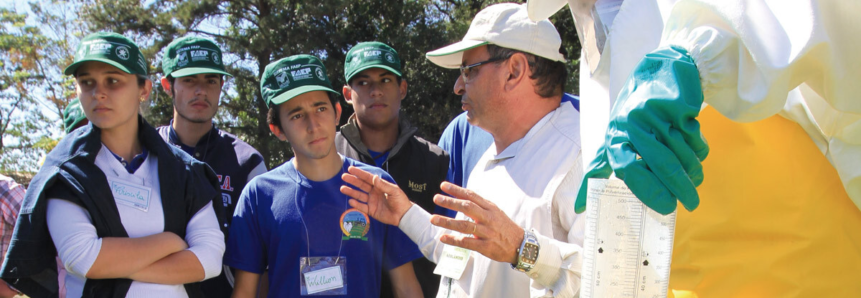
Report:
0,6,66,172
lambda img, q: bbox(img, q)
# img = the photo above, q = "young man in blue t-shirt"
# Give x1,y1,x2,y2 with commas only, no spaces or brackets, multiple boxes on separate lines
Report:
225,54,424,297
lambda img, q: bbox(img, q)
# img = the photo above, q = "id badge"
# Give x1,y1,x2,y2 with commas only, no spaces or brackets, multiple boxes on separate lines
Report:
300,257,347,295
433,216,473,280
106,177,151,212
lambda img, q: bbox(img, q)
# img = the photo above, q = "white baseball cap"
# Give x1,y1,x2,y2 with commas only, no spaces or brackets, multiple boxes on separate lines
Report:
525,0,569,22
426,3,566,69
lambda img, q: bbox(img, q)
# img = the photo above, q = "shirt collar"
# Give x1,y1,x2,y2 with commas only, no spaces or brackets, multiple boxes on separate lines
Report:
492,108,557,161
167,119,217,154
107,146,149,174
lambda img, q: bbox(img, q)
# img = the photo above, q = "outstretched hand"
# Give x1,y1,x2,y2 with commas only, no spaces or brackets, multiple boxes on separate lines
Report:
431,182,524,265
340,166,414,226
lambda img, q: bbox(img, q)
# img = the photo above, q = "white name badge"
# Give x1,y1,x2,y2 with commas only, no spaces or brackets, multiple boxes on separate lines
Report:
303,266,344,294
300,256,347,295
434,244,472,280
107,177,152,212
434,215,474,280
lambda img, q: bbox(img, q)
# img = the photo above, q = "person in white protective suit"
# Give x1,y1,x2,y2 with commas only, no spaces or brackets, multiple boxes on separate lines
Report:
527,0,861,297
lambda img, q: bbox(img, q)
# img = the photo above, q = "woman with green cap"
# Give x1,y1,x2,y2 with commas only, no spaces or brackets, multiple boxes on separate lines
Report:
0,32,225,298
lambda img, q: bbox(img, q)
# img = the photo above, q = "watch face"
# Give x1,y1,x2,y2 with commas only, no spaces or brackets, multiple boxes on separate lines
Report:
521,243,539,264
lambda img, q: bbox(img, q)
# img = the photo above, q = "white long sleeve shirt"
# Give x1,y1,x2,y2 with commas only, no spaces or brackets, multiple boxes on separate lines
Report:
399,103,585,297
47,145,225,298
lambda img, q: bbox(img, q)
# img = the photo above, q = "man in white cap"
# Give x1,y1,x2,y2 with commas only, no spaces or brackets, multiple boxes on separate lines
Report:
341,3,584,297
528,0,861,297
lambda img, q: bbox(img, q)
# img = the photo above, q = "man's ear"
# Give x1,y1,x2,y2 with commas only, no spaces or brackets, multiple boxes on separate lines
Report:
334,101,343,125
160,77,173,98
269,123,288,141
342,85,354,105
398,79,408,101
504,53,529,92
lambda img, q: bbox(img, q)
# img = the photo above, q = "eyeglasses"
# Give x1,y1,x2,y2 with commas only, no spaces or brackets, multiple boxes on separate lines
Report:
459,56,510,81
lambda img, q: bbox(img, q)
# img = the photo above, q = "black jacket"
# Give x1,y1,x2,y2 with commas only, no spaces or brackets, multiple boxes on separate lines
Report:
0,117,222,298
158,123,265,298
335,115,449,298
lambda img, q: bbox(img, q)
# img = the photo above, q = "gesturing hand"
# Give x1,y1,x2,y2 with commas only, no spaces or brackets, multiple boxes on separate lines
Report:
431,182,525,265
340,166,414,226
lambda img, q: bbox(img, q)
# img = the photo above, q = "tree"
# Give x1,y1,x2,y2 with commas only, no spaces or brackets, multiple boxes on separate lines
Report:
65,0,581,169
0,5,73,172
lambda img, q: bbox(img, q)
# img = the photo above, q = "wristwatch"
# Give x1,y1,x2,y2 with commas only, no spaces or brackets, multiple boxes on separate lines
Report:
512,229,540,272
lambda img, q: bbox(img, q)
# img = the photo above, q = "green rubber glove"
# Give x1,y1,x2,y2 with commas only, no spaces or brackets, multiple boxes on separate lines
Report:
575,46,709,215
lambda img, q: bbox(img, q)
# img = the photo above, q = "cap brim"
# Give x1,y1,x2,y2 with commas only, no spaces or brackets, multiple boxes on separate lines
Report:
426,40,489,69
63,58,135,76
269,85,340,107
345,65,403,83
170,67,232,78
526,0,568,22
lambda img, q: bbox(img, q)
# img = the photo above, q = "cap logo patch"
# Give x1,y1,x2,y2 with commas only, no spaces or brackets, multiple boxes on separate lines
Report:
190,50,210,62
87,40,112,54
291,67,313,80
385,53,395,63
115,46,130,60
212,52,221,65
315,67,326,80
177,51,189,67
276,70,290,88
363,50,381,58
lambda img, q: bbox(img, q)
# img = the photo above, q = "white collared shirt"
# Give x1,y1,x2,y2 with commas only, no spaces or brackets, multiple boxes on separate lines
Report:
400,103,585,297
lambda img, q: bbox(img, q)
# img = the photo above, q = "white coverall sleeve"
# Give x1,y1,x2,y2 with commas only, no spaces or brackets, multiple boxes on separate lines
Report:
184,201,226,280
529,155,586,297
398,205,447,263
661,0,861,207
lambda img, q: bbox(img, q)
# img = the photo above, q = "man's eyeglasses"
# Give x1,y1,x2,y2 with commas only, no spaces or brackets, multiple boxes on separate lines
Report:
459,56,510,81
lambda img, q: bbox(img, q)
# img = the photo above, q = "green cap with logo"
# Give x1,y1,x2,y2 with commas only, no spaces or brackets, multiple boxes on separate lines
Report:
162,36,231,78
63,99,87,134
260,54,339,108
64,32,148,76
344,42,403,83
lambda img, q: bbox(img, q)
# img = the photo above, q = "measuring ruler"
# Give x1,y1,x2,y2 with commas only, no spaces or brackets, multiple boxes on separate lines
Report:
580,178,677,298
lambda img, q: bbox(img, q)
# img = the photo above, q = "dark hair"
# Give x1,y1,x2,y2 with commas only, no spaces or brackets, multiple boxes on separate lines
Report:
486,44,567,98
165,74,224,97
137,75,148,87
267,92,341,131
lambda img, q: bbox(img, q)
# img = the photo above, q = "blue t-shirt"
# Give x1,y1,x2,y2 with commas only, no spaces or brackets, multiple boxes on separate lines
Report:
438,93,579,188
366,149,390,167
225,157,423,297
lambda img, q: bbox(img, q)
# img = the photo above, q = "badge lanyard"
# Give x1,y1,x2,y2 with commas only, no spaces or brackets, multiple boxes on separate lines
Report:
289,160,351,295
292,177,349,265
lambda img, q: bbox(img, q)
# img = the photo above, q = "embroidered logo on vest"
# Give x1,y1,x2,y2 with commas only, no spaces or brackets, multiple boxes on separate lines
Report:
408,180,427,193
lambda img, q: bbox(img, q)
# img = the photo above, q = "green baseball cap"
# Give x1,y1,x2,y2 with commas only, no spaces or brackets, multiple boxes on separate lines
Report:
64,32,148,76
344,42,403,83
63,99,87,134
260,55,339,108
162,36,231,78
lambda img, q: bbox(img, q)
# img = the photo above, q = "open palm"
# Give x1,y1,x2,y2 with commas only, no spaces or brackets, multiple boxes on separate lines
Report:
340,166,414,226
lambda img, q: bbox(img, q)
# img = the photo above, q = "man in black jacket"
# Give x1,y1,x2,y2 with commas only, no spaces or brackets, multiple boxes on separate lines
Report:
335,41,449,298
158,36,267,298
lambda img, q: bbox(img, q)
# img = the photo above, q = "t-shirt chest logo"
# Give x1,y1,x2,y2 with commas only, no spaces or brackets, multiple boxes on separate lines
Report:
340,208,369,241
408,180,427,193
